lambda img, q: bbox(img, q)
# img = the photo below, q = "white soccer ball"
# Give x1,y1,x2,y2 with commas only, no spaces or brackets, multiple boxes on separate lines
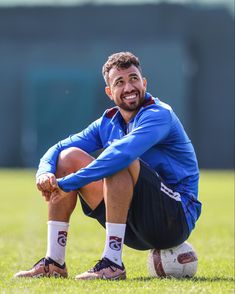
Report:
147,241,198,278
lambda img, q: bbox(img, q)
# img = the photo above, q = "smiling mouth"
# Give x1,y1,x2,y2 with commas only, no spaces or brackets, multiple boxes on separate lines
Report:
123,93,138,101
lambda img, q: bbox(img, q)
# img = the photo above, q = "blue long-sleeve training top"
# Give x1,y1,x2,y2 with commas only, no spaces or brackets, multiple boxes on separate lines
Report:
36,93,201,232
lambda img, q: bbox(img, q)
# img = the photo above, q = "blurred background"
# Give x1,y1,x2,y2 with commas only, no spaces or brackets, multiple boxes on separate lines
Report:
0,0,234,169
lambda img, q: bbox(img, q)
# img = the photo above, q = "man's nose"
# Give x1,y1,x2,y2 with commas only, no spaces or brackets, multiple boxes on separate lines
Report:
123,82,134,93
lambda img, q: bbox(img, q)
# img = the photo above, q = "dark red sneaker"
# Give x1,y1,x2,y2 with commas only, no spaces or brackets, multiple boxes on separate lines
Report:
75,257,126,280
14,257,68,278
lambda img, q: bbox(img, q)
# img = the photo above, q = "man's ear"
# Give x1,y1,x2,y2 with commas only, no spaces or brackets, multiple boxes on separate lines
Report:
105,86,113,100
143,78,147,90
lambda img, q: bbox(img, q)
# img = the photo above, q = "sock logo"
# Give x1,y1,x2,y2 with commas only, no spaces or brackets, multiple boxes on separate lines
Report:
57,231,67,247
109,236,122,251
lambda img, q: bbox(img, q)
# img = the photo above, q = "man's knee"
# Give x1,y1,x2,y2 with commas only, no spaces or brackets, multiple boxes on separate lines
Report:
105,160,140,186
127,160,140,186
56,147,94,177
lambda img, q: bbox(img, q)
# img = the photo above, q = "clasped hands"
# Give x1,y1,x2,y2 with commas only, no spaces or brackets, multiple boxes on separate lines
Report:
36,173,68,204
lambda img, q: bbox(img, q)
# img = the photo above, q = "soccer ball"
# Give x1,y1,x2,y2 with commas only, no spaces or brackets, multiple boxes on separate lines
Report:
147,241,198,278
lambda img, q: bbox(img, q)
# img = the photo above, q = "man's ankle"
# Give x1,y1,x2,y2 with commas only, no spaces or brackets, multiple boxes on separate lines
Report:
46,257,66,269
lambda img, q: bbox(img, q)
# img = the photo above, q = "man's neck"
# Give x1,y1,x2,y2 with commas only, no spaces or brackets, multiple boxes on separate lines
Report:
119,108,139,124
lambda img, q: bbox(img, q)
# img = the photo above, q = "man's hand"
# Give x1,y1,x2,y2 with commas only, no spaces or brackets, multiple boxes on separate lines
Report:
36,173,58,201
50,187,69,204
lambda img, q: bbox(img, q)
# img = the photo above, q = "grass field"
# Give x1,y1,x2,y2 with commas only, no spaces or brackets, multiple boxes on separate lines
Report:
0,170,234,293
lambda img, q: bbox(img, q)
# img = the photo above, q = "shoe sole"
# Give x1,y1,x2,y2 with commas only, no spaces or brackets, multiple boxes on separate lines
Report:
75,272,126,280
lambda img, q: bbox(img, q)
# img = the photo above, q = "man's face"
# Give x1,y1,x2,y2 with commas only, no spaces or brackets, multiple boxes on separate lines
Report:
105,65,147,112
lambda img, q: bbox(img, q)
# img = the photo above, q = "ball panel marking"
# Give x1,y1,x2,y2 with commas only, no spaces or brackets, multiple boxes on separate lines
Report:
152,250,166,277
177,251,198,264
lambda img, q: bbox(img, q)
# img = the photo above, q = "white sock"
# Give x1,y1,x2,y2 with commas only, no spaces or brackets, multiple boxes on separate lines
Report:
102,222,126,267
46,220,69,266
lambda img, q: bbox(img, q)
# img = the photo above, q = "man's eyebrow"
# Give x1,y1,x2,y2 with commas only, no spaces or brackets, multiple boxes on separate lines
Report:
129,73,139,77
112,73,139,85
113,76,123,84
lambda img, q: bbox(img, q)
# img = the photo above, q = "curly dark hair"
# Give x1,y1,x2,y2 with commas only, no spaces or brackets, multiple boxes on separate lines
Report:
102,52,142,85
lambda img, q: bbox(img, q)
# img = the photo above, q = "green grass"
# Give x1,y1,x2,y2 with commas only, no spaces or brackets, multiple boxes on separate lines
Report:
0,170,234,293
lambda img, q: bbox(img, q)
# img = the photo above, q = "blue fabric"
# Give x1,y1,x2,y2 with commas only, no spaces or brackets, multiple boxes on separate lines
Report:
36,93,201,232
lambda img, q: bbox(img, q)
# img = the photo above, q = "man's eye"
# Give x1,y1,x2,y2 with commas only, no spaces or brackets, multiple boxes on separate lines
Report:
130,76,138,81
115,80,123,86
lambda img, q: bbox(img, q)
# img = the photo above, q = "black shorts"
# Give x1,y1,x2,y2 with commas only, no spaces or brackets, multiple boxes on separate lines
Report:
79,161,190,250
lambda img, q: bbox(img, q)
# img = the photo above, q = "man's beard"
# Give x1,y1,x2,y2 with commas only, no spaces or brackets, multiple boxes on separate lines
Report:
119,92,145,112
119,101,139,111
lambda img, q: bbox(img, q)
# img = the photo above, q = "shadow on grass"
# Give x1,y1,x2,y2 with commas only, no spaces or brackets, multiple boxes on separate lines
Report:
191,276,234,282
130,276,234,282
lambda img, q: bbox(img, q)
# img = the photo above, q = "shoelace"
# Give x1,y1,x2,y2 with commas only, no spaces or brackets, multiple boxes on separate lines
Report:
90,258,122,273
32,258,47,268
32,257,65,270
